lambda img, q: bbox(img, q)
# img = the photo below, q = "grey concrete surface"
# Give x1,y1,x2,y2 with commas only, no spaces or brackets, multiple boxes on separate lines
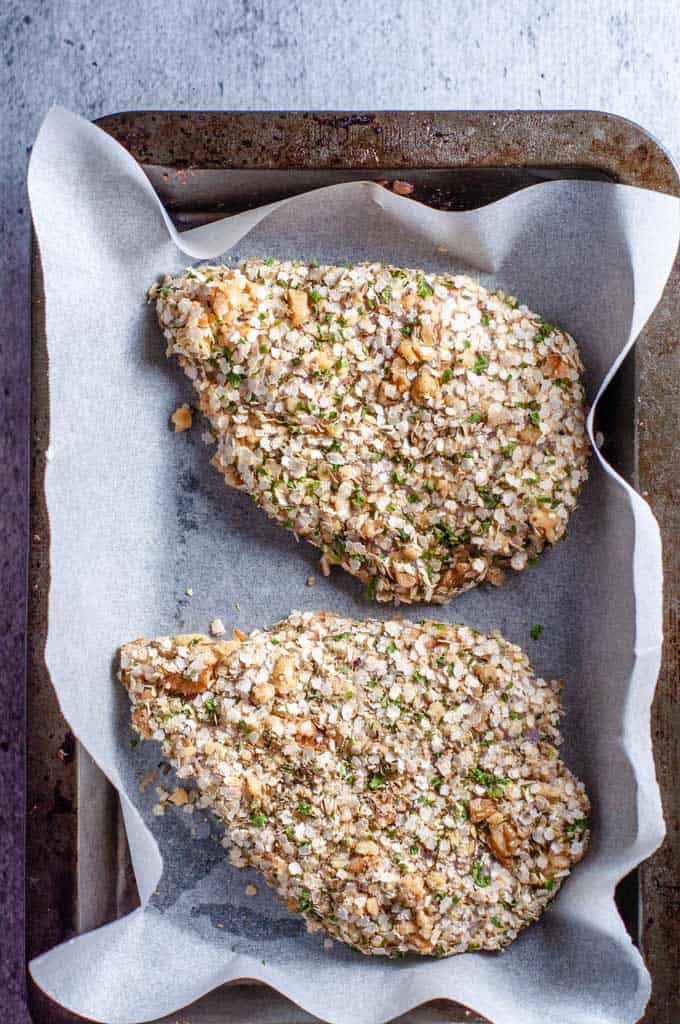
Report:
1,1,678,1019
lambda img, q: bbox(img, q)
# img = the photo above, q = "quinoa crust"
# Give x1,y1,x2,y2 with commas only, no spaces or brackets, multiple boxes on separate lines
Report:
119,612,589,957
151,261,589,604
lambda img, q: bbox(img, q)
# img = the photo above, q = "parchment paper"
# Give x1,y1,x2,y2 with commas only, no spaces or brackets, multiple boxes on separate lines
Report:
27,107,679,1024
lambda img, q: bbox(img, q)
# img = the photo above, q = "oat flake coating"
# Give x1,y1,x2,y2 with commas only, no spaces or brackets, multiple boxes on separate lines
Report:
151,261,589,603
120,612,589,956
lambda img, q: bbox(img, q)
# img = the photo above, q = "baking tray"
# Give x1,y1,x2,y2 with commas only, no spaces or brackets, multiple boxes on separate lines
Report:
27,111,680,1024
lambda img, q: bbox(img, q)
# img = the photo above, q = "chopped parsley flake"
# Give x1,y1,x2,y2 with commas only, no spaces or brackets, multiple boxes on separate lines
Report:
468,767,509,797
534,320,555,343
472,860,491,887
478,488,502,509
203,698,218,723
566,817,589,834
297,889,313,912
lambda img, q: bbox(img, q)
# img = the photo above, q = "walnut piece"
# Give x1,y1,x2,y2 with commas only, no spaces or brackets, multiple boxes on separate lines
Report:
488,821,520,864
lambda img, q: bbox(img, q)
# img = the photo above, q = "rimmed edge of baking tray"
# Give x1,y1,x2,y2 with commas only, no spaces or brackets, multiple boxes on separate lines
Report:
27,109,680,1024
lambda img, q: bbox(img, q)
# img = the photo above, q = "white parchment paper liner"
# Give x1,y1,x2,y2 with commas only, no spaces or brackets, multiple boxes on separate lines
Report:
27,108,679,1024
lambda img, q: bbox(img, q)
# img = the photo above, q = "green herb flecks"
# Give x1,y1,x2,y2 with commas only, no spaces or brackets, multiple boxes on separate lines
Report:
534,320,555,343
203,697,218,723
472,860,491,887
468,766,510,798
297,888,313,912
478,488,502,509
566,817,589,834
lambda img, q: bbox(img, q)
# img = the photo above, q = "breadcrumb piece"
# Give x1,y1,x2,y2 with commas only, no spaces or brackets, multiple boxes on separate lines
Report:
306,576,317,587
171,403,193,432
245,884,258,896
210,618,226,636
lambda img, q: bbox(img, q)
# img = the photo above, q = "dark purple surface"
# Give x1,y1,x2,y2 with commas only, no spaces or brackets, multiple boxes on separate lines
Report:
1,89,30,1024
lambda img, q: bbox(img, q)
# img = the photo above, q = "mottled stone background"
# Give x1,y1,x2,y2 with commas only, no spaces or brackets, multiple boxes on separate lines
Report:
1,1,678,1019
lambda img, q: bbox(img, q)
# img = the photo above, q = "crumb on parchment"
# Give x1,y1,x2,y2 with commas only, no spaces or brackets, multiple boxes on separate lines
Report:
171,403,193,432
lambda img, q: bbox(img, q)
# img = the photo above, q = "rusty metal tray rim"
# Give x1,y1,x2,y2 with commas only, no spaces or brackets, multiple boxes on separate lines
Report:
27,107,680,1024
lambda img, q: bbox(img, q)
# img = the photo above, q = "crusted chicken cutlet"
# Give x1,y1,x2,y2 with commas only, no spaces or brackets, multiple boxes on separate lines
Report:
120,612,589,956
151,261,588,604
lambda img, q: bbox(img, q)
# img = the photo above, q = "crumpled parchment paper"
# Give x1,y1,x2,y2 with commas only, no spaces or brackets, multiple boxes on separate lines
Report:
26,107,679,1024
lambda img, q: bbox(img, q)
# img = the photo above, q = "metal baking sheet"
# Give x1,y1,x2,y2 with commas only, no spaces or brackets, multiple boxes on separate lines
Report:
27,110,680,1024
